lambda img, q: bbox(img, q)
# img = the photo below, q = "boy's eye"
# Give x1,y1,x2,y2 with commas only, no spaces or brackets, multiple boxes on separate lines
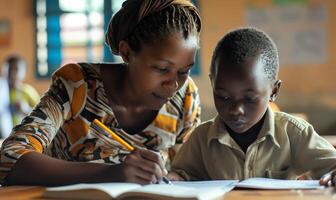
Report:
221,96,230,101
214,93,230,101
244,96,258,103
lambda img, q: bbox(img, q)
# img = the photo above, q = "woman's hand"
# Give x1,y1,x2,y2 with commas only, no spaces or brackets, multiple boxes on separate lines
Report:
114,148,166,185
319,169,336,186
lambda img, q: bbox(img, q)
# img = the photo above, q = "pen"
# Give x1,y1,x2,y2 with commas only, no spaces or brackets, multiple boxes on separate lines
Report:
162,176,172,185
92,119,172,184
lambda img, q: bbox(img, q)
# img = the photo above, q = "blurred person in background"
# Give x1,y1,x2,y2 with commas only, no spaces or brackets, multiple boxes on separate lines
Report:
0,55,39,137
0,76,11,138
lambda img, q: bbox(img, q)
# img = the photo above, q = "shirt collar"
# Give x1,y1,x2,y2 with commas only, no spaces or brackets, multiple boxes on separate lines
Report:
207,107,280,148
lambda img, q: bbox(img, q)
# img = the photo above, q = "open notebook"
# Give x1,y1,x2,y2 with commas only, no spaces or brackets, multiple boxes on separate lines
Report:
44,178,323,200
44,180,238,200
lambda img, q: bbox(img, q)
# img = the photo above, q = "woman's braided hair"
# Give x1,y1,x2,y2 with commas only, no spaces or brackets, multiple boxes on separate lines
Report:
106,0,201,55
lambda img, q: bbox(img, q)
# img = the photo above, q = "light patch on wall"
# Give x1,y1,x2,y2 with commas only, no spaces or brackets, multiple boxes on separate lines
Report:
0,20,10,47
246,1,328,65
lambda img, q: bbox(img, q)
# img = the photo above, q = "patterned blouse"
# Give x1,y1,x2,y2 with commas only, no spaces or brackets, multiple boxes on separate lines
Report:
0,63,201,184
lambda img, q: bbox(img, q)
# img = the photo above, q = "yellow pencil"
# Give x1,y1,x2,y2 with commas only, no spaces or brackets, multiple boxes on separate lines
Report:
92,119,134,151
92,119,172,184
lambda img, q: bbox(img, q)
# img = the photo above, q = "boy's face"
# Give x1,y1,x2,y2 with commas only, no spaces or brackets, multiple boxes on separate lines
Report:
8,60,20,88
211,56,280,134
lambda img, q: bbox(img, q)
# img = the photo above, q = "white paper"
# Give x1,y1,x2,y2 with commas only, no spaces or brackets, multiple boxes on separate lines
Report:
237,178,323,189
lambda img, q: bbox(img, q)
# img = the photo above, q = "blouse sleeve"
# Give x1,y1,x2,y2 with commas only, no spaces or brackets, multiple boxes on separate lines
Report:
0,63,86,184
166,77,201,165
176,77,201,144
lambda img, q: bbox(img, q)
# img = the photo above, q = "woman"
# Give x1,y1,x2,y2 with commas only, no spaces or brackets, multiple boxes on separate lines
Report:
0,0,201,186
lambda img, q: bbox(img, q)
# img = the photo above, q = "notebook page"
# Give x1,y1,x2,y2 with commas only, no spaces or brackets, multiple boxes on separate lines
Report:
47,182,141,198
121,183,235,200
172,180,238,191
237,178,324,189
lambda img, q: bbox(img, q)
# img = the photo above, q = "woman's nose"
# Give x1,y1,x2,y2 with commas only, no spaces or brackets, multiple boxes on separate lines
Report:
162,79,179,91
162,72,179,92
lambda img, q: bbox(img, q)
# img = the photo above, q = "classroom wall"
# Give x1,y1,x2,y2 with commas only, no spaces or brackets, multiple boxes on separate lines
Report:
0,0,50,93
194,0,336,134
0,0,335,134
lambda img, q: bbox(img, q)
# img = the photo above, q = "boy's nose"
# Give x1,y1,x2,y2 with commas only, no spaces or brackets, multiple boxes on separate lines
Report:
228,102,244,115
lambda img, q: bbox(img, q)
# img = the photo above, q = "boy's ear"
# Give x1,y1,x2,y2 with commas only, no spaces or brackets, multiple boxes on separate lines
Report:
118,40,131,63
208,73,213,85
270,80,282,102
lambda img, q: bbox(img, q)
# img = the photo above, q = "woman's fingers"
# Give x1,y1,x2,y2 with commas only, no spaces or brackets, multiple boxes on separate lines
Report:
124,165,158,184
123,148,164,183
136,148,167,175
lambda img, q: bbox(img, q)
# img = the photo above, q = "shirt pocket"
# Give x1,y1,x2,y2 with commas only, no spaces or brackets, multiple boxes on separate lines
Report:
265,167,292,179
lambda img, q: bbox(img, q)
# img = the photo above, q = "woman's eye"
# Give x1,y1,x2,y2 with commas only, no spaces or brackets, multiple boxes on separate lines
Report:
154,66,168,73
178,69,190,76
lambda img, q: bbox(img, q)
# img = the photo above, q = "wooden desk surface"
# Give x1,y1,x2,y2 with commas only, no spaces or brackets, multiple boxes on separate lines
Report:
0,186,335,200
224,188,336,200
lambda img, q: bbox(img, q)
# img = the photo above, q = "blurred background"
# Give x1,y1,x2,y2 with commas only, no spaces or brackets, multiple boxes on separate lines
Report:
0,0,335,136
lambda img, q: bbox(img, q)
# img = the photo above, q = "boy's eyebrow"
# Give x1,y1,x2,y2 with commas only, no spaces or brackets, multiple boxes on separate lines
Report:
214,88,258,94
244,88,257,93
213,88,227,94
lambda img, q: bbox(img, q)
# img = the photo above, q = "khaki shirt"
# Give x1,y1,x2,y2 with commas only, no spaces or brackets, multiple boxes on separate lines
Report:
172,108,336,180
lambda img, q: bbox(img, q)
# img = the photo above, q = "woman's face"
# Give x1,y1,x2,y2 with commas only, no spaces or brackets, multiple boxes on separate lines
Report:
124,32,198,110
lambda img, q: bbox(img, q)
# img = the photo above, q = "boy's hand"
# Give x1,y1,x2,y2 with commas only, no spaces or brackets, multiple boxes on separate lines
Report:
117,148,165,184
319,169,336,186
167,171,185,181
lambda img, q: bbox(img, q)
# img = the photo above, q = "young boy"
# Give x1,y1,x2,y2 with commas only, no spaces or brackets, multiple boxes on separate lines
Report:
170,27,336,184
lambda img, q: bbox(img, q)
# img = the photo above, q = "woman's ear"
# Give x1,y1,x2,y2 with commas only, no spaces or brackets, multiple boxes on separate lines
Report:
270,80,282,102
118,40,131,63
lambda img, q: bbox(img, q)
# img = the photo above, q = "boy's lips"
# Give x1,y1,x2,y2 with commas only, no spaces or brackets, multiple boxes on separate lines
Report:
227,120,246,129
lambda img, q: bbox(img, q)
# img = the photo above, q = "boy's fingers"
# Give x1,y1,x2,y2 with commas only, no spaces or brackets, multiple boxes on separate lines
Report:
319,169,336,186
319,172,331,186
332,174,336,186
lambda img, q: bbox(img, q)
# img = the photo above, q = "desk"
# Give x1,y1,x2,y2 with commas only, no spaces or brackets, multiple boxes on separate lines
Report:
225,188,336,200
0,186,335,200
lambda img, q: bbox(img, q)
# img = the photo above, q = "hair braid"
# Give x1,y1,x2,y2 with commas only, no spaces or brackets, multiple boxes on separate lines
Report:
106,0,201,55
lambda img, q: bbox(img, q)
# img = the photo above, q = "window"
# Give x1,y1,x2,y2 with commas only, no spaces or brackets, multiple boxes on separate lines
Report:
34,0,199,79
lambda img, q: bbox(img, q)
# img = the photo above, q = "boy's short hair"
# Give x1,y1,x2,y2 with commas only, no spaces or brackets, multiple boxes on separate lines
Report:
210,27,279,83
